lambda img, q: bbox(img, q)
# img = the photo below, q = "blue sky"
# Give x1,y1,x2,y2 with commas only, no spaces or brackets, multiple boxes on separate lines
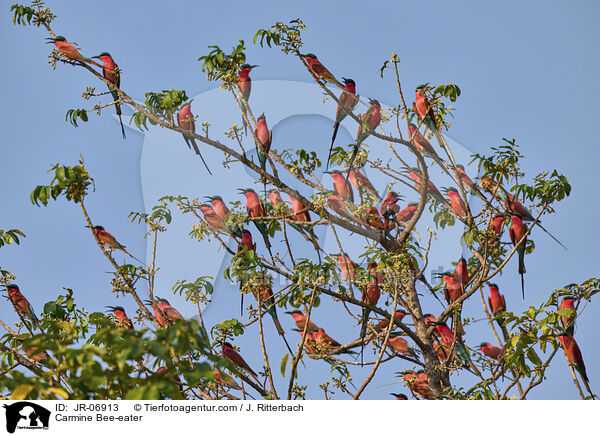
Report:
1,0,599,399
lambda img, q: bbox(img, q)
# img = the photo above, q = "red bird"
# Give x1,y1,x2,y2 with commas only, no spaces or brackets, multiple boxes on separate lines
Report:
155,298,184,324
92,52,126,138
454,164,477,192
409,123,439,159
396,202,418,224
488,214,505,245
408,168,445,204
285,310,318,332
106,305,134,329
360,262,382,342
325,191,353,220
391,393,408,400
145,299,169,328
479,342,504,361
414,86,437,131
558,333,592,395
222,342,261,384
558,297,576,334
487,283,506,315
388,335,414,356
88,225,143,263
237,63,257,117
199,203,227,232
303,53,343,88
288,193,321,255
441,272,464,335
338,254,358,283
445,187,468,219
46,36,102,67
326,171,354,203
6,285,40,328
454,257,469,292
328,78,359,168
373,310,407,332
348,168,381,200
177,102,212,174
362,207,387,231
313,327,343,348
240,188,272,255
509,215,528,298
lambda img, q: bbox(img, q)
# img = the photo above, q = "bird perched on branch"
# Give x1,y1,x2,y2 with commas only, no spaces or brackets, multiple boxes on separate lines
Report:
328,78,359,168
6,284,40,329
92,52,126,138
87,225,143,263
177,102,212,174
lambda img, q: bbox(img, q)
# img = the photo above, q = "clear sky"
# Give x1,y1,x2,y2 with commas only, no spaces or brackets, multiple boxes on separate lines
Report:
1,0,599,399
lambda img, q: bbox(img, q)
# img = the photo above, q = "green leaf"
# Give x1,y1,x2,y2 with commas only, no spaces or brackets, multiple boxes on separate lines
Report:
280,353,289,377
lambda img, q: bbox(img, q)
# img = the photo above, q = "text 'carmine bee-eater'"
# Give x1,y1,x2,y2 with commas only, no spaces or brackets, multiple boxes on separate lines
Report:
87,225,143,263
558,332,592,396
46,36,102,67
177,102,212,174
240,188,273,257
252,281,294,354
6,284,40,329
92,52,126,138
106,305,133,329
237,64,257,118
347,99,381,179
222,342,261,384
509,215,528,298
302,53,343,89
328,78,359,168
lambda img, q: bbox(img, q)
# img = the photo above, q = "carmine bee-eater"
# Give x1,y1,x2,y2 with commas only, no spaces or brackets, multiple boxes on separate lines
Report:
504,194,567,250
409,123,440,161
240,188,273,256
145,299,169,328
425,314,481,376
255,114,272,194
313,327,353,353
6,285,40,328
380,191,401,230
454,257,469,292
509,214,528,298
396,202,418,224
213,369,242,390
558,297,576,334
337,254,358,283
177,102,212,174
349,168,381,200
285,310,318,332
325,170,354,203
488,283,509,339
407,167,445,205
441,272,464,335
237,229,257,315
328,78,359,168
288,193,321,257
372,310,407,333
199,203,227,233
302,53,343,88
362,207,387,231
324,191,353,221
558,332,592,395
205,195,242,238
347,99,381,179
479,342,504,361
479,175,509,201
106,305,134,329
92,52,126,138
156,366,185,395
155,297,184,324
25,346,49,364
360,262,382,349
488,214,505,245
252,281,294,354
237,63,258,118
268,189,311,242
292,328,319,354
444,187,468,219
222,342,261,384
87,225,143,263
414,86,437,132
46,36,102,67
387,335,416,356
391,393,408,400
454,164,477,193
400,370,434,399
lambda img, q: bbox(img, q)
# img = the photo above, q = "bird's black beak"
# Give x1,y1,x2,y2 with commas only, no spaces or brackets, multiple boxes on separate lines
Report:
45,37,56,44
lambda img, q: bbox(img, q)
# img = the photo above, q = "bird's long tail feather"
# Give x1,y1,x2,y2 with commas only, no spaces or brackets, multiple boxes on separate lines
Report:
538,222,567,250
328,122,340,170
